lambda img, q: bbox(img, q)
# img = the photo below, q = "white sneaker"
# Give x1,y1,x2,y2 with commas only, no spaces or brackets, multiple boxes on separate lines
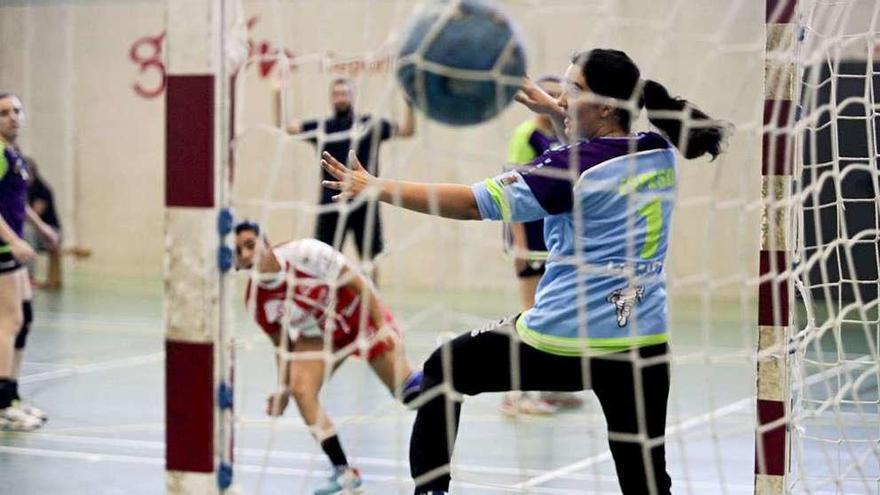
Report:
12,400,47,422
0,404,43,431
314,466,363,494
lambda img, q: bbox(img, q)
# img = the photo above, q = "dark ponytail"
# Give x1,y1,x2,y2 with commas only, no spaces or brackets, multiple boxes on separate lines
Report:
641,79,727,160
573,49,729,160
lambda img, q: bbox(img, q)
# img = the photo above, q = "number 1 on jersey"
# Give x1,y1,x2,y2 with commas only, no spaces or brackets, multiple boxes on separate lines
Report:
638,198,663,259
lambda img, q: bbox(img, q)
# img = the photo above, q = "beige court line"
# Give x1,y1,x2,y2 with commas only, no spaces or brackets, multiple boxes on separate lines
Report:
517,354,879,489
21,314,751,387
43,406,604,435
0,445,601,494
18,352,166,384
0,443,753,494
19,427,756,486
17,334,273,385
515,398,754,490
17,305,480,386
37,422,164,435
14,431,588,478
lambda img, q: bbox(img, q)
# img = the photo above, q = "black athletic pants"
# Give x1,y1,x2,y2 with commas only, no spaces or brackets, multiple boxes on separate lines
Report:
410,316,672,495
315,199,383,259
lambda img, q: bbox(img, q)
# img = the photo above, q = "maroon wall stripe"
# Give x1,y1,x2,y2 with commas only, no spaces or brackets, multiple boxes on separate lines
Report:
166,75,215,208
766,0,796,23
759,250,790,326
166,340,214,472
755,399,787,476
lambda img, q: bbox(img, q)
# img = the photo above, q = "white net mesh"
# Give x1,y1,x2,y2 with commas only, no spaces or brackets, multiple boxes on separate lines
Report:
229,1,760,494
2,0,880,493
789,0,880,493
223,0,876,494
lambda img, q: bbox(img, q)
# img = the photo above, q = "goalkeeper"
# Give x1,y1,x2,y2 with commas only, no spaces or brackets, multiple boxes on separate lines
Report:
321,49,729,495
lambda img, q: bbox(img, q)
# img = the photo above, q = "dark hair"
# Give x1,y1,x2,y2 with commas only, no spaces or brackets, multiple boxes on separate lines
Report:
234,220,260,236
0,92,17,101
330,78,352,90
571,49,728,160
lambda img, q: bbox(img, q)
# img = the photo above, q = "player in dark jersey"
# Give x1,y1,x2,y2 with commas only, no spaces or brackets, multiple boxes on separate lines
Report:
0,93,57,431
235,221,422,494
277,78,415,280
25,156,63,289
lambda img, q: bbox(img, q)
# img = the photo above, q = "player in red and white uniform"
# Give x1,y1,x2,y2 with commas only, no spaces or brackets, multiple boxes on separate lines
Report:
235,221,422,495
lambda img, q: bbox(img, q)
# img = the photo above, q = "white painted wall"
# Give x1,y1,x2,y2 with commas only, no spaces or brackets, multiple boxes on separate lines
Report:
0,0,769,298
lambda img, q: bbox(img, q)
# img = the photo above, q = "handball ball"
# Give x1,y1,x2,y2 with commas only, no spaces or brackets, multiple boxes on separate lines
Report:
396,0,527,126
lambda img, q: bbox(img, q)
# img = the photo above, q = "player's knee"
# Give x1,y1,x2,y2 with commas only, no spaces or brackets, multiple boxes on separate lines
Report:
15,301,32,349
14,323,29,349
422,347,445,385
422,345,473,395
0,308,23,339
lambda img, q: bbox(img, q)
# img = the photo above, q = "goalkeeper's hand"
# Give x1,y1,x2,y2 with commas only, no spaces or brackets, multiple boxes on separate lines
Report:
320,150,378,202
515,76,564,119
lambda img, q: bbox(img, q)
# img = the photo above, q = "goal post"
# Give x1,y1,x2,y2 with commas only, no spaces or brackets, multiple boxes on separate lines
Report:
755,0,798,493
163,0,236,493
768,0,880,493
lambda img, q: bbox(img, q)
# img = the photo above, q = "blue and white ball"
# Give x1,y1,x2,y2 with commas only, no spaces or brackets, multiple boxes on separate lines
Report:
396,0,527,127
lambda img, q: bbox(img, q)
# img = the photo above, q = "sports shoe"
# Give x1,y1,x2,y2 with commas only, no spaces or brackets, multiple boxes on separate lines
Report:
400,370,423,406
0,404,43,431
12,400,47,422
314,466,363,495
500,392,558,417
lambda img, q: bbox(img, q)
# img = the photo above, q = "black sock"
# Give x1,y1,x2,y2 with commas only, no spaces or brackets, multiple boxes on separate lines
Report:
10,380,18,401
0,379,14,409
320,435,348,467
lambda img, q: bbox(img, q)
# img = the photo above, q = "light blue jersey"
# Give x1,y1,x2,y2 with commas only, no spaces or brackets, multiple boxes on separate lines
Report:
472,132,676,356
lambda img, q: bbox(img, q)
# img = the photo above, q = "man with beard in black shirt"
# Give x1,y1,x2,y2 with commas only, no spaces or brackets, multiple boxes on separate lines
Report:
280,78,415,283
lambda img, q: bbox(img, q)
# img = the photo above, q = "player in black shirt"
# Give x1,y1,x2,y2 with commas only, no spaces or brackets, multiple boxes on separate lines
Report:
279,78,415,281
25,157,62,289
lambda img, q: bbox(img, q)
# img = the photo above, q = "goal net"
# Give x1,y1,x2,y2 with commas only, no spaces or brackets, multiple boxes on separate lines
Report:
787,0,880,493
215,0,880,494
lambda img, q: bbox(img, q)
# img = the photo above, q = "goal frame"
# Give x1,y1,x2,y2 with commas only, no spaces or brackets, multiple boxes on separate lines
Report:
163,0,236,493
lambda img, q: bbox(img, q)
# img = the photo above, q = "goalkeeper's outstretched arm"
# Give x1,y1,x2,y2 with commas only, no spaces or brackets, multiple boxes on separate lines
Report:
320,150,481,221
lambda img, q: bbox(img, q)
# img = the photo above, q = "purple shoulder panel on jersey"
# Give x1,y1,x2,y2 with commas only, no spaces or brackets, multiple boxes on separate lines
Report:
518,132,670,215
528,129,558,156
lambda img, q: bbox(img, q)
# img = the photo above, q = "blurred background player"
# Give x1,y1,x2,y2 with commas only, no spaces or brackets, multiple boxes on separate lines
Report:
0,93,56,431
276,78,415,282
24,156,63,290
234,221,422,495
500,75,583,417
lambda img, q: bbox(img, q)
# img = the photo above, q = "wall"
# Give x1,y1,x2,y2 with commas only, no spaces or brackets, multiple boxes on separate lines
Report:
0,0,765,298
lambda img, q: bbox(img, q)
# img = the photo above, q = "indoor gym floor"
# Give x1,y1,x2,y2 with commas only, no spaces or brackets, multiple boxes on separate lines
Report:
0,268,868,494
